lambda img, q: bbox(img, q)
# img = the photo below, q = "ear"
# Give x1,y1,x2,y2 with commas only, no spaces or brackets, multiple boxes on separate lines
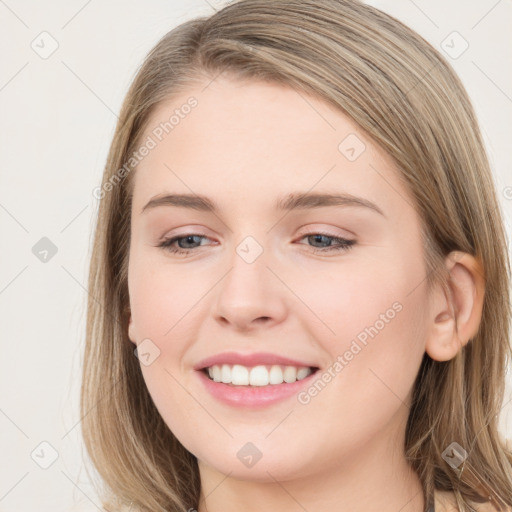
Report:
425,251,485,362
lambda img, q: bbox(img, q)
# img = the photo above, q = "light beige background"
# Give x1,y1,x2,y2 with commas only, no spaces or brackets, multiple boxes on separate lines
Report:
0,0,510,510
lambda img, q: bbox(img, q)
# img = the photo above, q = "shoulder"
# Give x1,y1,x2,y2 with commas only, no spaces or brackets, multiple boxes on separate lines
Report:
434,489,510,512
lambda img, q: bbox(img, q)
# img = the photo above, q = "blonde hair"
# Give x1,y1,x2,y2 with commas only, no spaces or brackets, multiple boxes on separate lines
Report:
81,1,512,510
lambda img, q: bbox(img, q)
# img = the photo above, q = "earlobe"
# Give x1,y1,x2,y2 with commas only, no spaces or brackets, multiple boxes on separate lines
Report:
425,251,485,362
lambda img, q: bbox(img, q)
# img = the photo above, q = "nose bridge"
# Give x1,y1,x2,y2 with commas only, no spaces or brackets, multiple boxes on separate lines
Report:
222,233,272,302
212,232,287,329
235,234,266,266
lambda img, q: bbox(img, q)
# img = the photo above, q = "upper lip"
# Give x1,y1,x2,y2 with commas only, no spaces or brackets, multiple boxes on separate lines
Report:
193,351,320,371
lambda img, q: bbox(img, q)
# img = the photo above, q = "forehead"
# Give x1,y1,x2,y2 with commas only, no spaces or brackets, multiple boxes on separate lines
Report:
130,76,414,220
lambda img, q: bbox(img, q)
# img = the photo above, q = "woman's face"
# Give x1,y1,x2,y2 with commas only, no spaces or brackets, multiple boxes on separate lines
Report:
127,75,431,482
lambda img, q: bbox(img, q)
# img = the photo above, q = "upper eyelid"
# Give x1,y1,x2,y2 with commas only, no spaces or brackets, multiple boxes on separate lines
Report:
161,224,354,239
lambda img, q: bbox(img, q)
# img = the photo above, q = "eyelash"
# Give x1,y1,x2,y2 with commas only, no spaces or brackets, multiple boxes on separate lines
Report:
157,232,356,256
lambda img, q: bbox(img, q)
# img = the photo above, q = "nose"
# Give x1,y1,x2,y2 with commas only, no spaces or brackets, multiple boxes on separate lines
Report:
211,240,288,332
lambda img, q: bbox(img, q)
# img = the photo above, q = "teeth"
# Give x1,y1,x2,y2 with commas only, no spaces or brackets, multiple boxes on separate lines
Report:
206,364,314,386
249,365,268,386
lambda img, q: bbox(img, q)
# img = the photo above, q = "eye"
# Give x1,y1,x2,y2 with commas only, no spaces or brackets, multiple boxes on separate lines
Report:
157,231,356,256
296,231,356,254
157,234,211,256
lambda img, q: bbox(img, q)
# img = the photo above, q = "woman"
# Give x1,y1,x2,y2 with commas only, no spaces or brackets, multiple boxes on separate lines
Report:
81,1,512,510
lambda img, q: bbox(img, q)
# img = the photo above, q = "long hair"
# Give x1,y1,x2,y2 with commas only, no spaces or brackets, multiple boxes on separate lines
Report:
81,1,512,510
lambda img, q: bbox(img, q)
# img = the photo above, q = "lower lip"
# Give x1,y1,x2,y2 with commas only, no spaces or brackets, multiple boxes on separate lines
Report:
196,369,319,408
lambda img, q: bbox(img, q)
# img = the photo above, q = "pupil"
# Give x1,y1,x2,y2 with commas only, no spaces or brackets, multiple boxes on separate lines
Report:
312,234,329,247
182,235,198,248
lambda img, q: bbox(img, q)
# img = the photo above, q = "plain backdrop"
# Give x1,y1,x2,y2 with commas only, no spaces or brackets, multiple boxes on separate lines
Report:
1,0,511,510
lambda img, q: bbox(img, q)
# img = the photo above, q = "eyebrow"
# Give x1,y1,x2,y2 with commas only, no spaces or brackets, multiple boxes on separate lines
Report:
141,192,385,217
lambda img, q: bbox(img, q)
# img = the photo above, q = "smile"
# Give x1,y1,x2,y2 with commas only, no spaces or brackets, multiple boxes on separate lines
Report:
204,364,316,386
197,365,320,408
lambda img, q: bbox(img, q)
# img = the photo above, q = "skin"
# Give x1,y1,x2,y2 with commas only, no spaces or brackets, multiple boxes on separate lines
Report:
127,74,485,512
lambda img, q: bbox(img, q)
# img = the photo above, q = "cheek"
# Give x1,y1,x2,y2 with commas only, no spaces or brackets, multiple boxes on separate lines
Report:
319,260,426,404
304,251,428,400
128,263,200,439
127,257,211,413
300,250,426,348
128,255,206,341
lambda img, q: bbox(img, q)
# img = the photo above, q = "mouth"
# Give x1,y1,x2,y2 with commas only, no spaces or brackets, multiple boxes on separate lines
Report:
200,364,320,387
196,363,321,408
